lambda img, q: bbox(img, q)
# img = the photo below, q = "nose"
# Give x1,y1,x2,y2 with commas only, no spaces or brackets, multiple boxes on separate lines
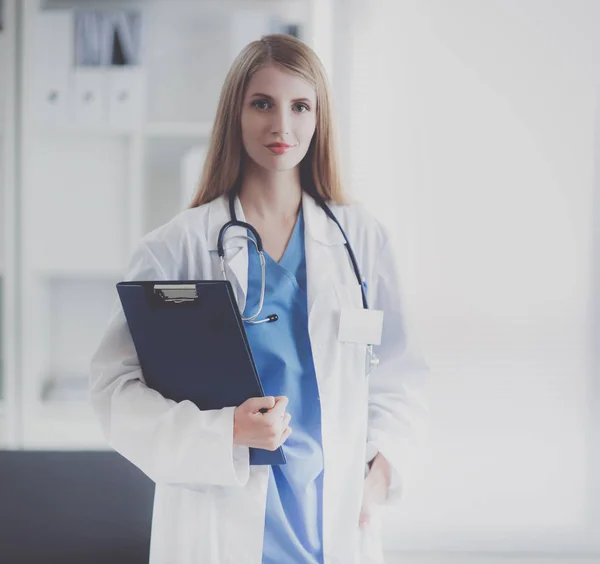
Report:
270,107,291,137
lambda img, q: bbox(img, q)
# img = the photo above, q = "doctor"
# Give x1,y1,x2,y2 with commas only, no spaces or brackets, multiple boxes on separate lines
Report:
90,34,429,564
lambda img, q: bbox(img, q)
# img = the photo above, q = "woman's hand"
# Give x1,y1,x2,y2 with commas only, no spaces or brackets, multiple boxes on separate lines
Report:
359,451,391,529
233,395,292,451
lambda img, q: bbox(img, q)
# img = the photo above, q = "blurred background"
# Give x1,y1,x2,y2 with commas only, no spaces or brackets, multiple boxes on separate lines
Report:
0,0,599,563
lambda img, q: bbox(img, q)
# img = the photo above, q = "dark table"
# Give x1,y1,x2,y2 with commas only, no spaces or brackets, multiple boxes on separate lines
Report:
0,450,154,564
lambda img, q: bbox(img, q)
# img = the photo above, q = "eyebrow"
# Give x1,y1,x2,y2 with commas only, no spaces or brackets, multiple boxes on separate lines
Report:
249,92,313,104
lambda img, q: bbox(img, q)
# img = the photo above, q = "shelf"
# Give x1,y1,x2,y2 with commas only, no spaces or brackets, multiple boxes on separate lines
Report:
23,279,121,407
144,121,212,138
34,122,212,139
32,122,212,139
41,374,90,403
39,399,96,419
38,124,140,136
25,399,110,450
35,267,124,280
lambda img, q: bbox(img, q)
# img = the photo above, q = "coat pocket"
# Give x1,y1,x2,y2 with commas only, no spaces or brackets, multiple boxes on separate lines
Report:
334,281,364,309
334,283,370,381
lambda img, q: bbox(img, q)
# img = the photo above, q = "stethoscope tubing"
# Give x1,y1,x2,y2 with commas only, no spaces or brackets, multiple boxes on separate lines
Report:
217,190,379,373
217,190,369,320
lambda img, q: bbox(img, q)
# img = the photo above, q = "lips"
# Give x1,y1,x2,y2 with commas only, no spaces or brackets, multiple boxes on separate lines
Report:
266,143,293,155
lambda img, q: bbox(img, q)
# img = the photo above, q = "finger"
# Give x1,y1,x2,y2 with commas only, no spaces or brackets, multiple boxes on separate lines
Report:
359,506,371,529
274,396,289,410
270,396,289,418
248,396,275,413
363,468,374,488
280,426,292,444
363,468,387,505
362,474,376,507
283,412,292,425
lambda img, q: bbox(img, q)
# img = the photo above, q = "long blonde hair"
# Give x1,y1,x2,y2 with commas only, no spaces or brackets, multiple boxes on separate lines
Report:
189,33,347,208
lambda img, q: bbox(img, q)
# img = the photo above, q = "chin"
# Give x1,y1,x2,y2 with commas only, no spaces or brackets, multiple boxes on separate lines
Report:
257,157,302,173
244,146,306,173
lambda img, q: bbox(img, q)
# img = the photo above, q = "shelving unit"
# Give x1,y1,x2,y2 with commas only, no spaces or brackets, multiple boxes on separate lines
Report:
0,10,4,403
10,0,334,449
0,0,19,449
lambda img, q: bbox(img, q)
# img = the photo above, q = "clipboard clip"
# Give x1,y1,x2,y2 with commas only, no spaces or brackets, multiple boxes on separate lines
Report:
153,284,198,304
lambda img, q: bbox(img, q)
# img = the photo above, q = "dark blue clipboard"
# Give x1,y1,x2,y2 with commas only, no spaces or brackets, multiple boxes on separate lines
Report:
116,280,286,466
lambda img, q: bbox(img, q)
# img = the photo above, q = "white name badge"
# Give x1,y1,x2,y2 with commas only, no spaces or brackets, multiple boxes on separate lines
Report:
338,308,384,345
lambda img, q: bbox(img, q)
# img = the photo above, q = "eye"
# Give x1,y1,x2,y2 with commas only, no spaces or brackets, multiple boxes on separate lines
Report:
251,99,271,110
294,103,310,113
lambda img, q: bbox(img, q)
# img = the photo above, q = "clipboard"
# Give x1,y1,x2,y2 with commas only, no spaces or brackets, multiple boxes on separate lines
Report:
116,280,286,466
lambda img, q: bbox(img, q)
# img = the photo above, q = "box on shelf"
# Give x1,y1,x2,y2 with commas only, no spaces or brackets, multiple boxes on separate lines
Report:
35,8,145,129
106,67,145,128
72,68,107,126
34,10,72,126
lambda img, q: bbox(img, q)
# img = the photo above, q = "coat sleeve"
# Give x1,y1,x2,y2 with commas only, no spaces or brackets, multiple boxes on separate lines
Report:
89,240,251,489
365,232,430,505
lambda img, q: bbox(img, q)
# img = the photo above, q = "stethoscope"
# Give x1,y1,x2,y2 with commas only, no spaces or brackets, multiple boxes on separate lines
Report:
217,191,379,374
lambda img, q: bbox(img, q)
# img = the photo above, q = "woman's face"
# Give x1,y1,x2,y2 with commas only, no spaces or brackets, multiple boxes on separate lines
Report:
240,64,317,173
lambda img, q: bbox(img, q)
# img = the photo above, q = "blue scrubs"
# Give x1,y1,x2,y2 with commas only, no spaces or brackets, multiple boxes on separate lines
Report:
243,209,325,563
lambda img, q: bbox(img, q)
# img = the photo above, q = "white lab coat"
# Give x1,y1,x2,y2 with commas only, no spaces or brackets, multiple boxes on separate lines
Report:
90,192,429,564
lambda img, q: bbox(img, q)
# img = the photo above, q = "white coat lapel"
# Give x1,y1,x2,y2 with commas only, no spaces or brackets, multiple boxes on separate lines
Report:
207,194,249,314
302,194,346,322
207,192,346,320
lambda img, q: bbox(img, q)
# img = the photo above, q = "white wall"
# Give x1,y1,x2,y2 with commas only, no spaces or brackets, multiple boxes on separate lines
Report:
340,0,600,554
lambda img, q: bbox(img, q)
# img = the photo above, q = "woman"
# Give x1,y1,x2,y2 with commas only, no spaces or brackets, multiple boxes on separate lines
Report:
90,34,429,564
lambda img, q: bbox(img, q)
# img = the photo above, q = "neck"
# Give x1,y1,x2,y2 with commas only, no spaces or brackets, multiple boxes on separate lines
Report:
238,162,302,221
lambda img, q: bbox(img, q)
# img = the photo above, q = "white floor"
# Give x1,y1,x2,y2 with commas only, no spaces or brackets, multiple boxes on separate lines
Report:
384,554,600,564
